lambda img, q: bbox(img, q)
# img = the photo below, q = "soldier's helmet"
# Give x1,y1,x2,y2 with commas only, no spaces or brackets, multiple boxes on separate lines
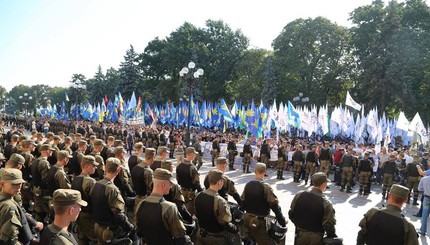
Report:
267,219,287,242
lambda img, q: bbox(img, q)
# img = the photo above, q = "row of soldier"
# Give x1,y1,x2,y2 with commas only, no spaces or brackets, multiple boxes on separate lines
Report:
0,119,425,244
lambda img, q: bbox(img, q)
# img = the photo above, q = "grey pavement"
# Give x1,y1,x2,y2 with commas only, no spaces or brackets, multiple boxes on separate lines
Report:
194,160,430,245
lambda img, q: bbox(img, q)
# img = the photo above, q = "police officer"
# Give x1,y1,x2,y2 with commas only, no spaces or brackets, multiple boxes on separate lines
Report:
151,146,169,171
292,145,305,183
129,142,144,172
242,139,252,173
131,148,155,212
196,169,239,244
176,147,203,215
89,139,105,180
339,148,355,193
31,144,54,222
113,146,134,200
227,137,237,170
0,168,37,245
357,184,418,245
357,152,374,195
91,158,135,244
40,189,88,245
276,141,287,180
69,140,88,176
71,155,98,245
211,136,220,167
47,150,73,197
381,154,398,200
192,138,204,171
160,160,193,224
289,172,337,244
260,139,270,168
319,142,332,177
241,163,287,244
135,168,192,245
203,157,242,206
405,155,421,205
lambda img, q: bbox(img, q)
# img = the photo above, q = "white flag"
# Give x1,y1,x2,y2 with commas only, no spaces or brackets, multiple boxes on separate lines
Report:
345,91,362,111
408,112,429,143
396,111,409,131
384,125,391,147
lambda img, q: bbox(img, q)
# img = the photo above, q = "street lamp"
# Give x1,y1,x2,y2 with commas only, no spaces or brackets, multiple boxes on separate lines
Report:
292,92,309,107
19,93,33,119
179,61,204,146
71,79,87,121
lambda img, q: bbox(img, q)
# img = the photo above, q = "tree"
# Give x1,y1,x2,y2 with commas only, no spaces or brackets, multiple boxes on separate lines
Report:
68,74,88,105
118,45,142,100
273,17,353,106
230,49,267,104
261,54,278,105
0,85,7,111
350,0,430,121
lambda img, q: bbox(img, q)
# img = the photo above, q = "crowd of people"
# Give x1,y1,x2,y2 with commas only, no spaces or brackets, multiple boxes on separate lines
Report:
0,115,427,244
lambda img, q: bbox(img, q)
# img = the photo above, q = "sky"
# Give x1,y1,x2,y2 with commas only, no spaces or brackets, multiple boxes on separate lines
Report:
0,0,401,91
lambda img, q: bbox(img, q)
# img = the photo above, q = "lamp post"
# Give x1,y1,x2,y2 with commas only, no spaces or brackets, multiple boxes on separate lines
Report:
19,93,33,119
292,92,309,107
71,80,87,121
179,61,204,146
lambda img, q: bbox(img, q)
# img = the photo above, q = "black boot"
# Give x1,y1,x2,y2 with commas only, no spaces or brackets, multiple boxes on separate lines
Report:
242,165,246,173
382,191,386,200
346,186,352,193
363,187,370,195
279,171,285,180
413,198,419,205
359,187,363,195
276,171,280,179
212,159,215,167
246,166,251,173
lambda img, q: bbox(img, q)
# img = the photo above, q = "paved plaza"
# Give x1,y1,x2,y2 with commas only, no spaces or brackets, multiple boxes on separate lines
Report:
194,160,430,245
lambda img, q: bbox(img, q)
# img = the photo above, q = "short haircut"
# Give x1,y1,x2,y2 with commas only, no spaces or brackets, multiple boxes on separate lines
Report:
53,205,72,215
390,193,406,205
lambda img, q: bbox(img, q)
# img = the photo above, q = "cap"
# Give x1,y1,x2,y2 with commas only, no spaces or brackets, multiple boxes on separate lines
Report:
0,168,26,184
57,150,73,160
78,140,88,147
186,147,198,155
82,155,99,166
108,136,115,141
52,189,87,207
390,184,409,199
114,140,124,147
153,168,174,182
216,157,228,165
207,169,224,184
134,142,144,150
312,172,330,186
105,157,121,170
18,135,28,142
53,135,61,141
113,147,125,154
21,140,37,147
157,146,169,155
94,139,105,147
413,154,420,159
40,144,55,152
254,163,266,173
89,135,96,140
63,137,72,143
75,133,83,138
0,153,6,161
161,160,173,170
145,148,156,157
8,154,25,165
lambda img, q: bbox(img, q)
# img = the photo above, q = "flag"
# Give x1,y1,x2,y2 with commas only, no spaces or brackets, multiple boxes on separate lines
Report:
127,91,137,111
345,91,361,111
287,101,301,128
219,99,234,123
396,111,409,131
65,92,69,102
384,125,391,147
408,112,429,143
